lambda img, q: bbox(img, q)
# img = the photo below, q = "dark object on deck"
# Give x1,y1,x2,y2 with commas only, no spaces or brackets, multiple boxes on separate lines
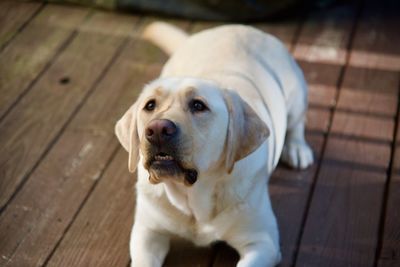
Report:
47,0,329,21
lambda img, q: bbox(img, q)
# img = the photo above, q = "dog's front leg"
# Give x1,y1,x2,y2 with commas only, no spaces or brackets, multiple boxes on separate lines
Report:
130,223,170,267
226,232,281,267
232,236,281,267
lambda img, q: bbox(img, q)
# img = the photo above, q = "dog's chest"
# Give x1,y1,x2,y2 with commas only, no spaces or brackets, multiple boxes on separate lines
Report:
164,181,215,222
161,180,236,245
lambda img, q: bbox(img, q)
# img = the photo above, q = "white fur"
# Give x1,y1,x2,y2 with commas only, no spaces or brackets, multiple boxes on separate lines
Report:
118,23,314,267
142,22,189,55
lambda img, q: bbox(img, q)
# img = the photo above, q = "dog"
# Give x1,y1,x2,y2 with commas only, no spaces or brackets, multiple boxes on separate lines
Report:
115,22,314,267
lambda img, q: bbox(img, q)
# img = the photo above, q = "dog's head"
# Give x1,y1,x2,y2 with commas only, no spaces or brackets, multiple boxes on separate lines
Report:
115,77,269,186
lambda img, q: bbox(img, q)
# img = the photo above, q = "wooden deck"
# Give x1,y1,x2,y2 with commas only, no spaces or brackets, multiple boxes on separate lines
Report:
0,0,399,266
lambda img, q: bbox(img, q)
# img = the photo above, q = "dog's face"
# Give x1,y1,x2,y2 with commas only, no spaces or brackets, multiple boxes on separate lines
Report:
115,77,269,186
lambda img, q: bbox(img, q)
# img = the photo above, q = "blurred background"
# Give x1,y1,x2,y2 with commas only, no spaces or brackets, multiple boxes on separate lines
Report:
46,0,340,21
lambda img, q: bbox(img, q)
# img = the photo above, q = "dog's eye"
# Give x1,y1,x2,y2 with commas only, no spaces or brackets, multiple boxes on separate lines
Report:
144,99,156,111
189,99,208,113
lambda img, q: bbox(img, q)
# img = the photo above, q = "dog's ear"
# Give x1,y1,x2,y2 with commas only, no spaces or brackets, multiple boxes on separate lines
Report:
115,102,139,173
223,90,270,173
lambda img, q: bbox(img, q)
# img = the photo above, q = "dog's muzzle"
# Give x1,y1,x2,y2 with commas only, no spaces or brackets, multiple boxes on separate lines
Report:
144,119,197,186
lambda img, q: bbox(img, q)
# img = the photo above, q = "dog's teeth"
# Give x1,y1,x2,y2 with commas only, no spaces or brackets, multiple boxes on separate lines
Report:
155,155,174,161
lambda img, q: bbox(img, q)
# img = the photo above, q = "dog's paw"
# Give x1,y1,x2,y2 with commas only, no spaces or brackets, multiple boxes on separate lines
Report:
281,140,314,169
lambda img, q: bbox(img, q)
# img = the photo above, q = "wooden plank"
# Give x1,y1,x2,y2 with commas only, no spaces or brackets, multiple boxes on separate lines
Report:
0,11,133,211
336,68,398,117
371,0,400,263
295,51,399,267
330,110,394,143
293,3,358,65
0,4,89,120
0,15,143,266
0,0,43,49
349,0,400,71
79,9,138,37
45,150,135,267
350,3,400,263
378,110,400,267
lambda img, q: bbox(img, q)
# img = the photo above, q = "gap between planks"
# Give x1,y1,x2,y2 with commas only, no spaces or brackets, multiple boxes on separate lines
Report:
291,0,365,265
375,76,400,267
0,1,45,52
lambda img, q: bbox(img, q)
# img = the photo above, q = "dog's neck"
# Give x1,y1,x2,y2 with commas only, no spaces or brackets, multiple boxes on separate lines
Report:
163,176,218,222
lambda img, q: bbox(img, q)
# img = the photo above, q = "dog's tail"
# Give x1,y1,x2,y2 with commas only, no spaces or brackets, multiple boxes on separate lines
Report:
142,22,189,55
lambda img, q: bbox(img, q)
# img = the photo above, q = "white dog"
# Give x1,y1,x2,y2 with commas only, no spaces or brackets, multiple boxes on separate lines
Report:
115,22,313,267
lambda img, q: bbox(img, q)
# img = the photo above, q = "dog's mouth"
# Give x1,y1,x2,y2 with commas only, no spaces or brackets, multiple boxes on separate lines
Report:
152,152,176,165
146,151,197,186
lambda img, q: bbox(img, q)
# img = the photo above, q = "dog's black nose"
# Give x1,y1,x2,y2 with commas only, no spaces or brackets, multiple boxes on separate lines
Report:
145,119,178,145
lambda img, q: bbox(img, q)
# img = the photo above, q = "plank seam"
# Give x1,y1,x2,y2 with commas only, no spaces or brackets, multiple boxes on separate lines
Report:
39,21,142,266
373,73,400,267
291,0,365,266
0,30,81,212
288,12,306,53
0,2,46,53
0,10,92,124
309,104,396,120
41,146,122,267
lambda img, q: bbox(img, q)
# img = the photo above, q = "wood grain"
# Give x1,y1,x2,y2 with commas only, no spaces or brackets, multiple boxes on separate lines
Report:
294,3,358,65
0,0,43,49
45,149,135,267
349,0,400,71
337,67,398,118
0,4,89,120
373,1,400,263
295,53,399,267
0,11,132,211
378,107,400,267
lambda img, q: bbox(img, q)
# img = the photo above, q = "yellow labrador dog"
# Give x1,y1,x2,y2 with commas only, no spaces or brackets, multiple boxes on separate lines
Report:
115,22,313,267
